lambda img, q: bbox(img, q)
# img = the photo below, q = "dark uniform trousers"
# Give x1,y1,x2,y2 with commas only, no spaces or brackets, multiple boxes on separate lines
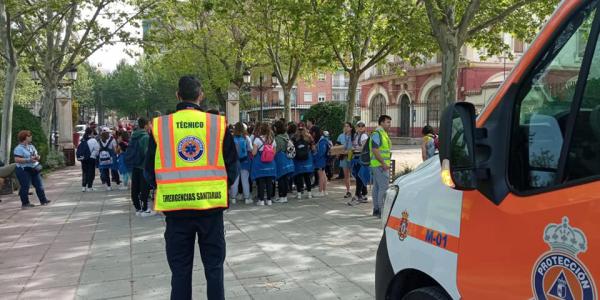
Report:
165,212,226,300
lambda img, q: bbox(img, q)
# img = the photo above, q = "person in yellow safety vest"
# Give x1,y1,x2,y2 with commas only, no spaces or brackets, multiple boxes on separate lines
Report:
144,76,239,300
370,115,392,219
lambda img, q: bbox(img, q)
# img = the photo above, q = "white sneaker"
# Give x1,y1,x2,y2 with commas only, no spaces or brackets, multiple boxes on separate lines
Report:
256,200,265,206
106,185,112,191
325,191,329,196
118,185,128,190
296,193,301,200
140,210,155,217
135,210,142,216
231,198,236,204
307,191,313,199
266,200,272,206
244,198,253,205
88,187,95,192
274,197,288,203
82,187,87,192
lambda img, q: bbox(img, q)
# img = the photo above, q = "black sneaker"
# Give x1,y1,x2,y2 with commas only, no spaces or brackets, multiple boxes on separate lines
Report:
359,196,369,203
372,209,381,217
41,200,51,206
21,203,35,209
343,192,352,198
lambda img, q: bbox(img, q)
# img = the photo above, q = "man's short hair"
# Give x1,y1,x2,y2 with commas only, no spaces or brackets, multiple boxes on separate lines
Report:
378,115,392,125
138,117,148,128
178,76,202,101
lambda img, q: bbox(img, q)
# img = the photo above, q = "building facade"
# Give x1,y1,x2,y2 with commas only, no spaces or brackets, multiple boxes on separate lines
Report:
244,71,359,122
358,36,527,137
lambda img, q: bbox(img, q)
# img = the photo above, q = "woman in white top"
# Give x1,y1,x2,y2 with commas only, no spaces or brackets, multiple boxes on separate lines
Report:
251,123,277,206
82,128,100,191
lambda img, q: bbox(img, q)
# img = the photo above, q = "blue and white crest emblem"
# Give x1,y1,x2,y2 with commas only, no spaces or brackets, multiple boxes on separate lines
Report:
177,136,204,162
532,217,596,300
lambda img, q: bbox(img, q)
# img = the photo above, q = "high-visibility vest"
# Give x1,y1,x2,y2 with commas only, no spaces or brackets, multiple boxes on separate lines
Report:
152,109,228,211
369,128,391,168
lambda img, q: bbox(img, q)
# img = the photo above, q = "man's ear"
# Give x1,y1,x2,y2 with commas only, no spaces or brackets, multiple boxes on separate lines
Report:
197,91,204,102
175,91,181,101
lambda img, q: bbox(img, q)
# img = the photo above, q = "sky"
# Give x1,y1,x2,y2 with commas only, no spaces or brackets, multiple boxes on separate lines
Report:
86,2,143,73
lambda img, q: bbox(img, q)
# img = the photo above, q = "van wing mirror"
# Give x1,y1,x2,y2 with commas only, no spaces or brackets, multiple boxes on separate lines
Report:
438,102,477,190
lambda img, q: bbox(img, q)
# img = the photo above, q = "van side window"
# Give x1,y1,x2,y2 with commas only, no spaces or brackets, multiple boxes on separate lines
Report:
509,3,598,191
565,31,600,181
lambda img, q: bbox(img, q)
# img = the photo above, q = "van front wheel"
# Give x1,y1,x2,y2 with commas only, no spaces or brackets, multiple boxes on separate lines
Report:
401,286,450,300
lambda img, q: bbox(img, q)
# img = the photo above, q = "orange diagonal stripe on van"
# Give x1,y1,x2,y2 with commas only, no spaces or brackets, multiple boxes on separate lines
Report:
387,215,459,254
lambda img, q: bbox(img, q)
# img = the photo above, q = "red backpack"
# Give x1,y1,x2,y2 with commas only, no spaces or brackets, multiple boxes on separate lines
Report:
259,137,275,163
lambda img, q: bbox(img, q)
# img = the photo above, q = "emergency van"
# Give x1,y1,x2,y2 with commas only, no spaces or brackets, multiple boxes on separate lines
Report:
376,0,600,299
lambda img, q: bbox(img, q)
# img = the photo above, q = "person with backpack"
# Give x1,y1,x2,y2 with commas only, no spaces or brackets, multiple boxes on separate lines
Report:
231,122,253,204
313,127,330,198
370,115,393,218
292,122,314,200
286,122,298,193
128,118,152,217
116,131,131,190
98,129,118,191
251,123,277,206
78,128,100,192
273,120,294,203
421,125,438,161
348,121,370,206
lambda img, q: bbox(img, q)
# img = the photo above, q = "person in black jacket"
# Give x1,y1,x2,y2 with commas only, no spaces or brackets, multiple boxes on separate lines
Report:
145,76,238,300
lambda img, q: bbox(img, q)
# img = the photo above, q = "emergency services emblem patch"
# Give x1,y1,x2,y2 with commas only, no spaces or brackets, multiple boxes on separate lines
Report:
398,210,409,241
177,136,204,162
532,217,596,300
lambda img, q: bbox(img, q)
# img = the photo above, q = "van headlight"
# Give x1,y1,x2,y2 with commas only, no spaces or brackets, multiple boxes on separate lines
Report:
382,185,399,229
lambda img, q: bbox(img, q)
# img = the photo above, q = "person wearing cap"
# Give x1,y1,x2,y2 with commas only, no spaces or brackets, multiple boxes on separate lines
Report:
348,121,369,206
322,131,334,180
336,122,355,198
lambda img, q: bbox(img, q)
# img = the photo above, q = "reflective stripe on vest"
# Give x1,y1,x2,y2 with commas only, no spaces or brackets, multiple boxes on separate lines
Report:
152,109,228,211
370,128,391,167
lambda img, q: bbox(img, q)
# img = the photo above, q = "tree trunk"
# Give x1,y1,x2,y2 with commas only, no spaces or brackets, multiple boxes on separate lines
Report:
440,42,460,110
39,83,57,143
345,71,360,122
283,86,291,122
0,0,17,164
0,62,18,164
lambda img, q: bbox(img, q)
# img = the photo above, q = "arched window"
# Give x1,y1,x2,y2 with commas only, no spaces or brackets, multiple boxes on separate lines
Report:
370,94,386,122
426,86,441,128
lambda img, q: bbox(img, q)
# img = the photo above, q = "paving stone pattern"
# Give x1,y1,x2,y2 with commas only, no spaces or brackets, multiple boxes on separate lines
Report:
0,165,386,300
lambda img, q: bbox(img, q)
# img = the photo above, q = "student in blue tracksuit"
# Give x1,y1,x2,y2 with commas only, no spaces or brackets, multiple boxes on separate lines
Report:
292,122,314,199
251,123,277,206
313,127,331,198
273,120,294,203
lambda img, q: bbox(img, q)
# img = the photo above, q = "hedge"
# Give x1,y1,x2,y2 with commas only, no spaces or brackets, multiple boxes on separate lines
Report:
0,105,49,165
303,102,347,140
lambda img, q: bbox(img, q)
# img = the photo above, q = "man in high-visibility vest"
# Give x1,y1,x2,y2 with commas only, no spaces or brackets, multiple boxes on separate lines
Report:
370,115,392,219
145,76,238,300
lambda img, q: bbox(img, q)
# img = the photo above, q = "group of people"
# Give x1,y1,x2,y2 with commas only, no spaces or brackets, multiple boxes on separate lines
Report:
77,118,154,217
228,114,394,218
7,75,401,300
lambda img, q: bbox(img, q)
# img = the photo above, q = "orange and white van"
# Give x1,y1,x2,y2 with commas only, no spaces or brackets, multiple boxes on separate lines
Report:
375,0,600,299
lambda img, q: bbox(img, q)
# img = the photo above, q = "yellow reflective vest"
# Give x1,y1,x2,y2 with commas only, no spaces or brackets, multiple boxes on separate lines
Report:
152,109,228,211
369,127,391,168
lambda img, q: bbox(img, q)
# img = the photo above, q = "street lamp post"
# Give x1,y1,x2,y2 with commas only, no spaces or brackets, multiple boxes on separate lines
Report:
30,64,78,161
243,70,277,122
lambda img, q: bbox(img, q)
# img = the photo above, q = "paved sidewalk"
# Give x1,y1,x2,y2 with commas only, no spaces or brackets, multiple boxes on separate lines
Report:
0,166,383,300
